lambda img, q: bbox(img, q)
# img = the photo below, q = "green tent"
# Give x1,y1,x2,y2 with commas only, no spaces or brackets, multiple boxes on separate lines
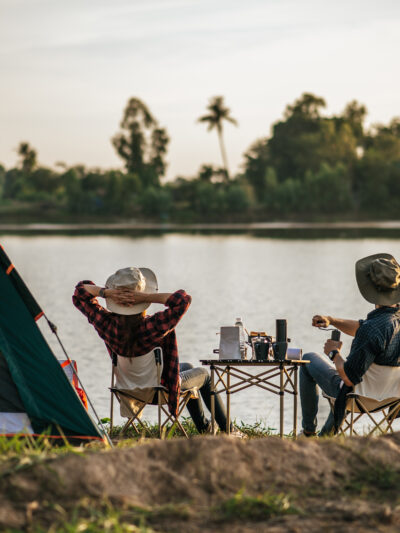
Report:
0,244,104,442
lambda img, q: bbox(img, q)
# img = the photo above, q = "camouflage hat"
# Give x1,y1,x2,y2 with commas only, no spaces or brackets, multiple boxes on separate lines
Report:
356,253,400,306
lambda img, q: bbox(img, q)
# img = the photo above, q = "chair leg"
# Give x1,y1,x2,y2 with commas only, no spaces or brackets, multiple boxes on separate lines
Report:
386,404,400,433
350,398,355,436
121,401,148,436
110,365,116,432
165,392,192,438
158,389,163,439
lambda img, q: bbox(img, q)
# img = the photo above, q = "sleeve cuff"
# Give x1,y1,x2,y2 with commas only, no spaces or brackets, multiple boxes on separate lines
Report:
165,289,190,307
74,280,96,300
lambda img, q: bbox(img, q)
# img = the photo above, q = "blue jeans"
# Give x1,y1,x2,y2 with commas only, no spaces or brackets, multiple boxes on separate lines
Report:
180,363,228,433
300,352,343,435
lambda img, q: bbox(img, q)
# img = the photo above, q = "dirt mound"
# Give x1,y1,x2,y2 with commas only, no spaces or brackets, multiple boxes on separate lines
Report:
1,434,400,531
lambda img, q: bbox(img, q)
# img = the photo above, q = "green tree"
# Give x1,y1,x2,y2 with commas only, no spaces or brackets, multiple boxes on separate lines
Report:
340,100,367,142
243,138,269,192
112,98,169,188
0,164,5,199
242,93,362,201
197,96,238,180
139,186,172,219
356,119,400,214
197,164,226,183
17,142,37,174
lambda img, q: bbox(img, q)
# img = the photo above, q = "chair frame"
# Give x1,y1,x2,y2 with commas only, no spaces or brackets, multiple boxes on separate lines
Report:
109,348,198,439
323,392,400,437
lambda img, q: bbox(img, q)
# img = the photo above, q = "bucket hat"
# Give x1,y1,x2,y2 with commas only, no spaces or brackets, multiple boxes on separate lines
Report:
355,253,400,305
105,267,158,315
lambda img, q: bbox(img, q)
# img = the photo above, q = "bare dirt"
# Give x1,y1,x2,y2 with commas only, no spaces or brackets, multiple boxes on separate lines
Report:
1,433,400,532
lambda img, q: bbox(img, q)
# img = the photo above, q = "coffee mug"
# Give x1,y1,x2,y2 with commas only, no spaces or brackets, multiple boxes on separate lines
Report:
254,341,270,361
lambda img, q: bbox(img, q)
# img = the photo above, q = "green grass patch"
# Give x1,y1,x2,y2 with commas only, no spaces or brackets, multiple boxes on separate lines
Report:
215,489,299,521
105,417,280,440
2,499,192,533
344,463,400,497
0,432,89,481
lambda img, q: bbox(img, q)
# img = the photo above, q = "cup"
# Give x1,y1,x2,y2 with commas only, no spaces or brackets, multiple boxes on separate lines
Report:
254,341,269,361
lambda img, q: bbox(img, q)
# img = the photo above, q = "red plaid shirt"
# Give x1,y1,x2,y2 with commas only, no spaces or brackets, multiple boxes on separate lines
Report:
72,281,192,415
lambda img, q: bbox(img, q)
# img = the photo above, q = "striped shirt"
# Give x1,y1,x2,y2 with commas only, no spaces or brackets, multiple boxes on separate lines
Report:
344,306,400,385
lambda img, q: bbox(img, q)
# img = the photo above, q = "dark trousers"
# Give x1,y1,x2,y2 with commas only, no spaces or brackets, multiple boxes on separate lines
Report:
180,362,228,432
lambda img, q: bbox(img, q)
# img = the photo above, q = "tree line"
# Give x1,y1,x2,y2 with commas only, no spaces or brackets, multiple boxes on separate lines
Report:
1,92,399,221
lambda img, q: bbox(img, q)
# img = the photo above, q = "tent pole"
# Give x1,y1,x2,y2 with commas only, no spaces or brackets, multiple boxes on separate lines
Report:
44,316,113,448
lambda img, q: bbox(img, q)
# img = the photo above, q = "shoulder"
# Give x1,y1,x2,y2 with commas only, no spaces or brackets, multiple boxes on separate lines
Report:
357,312,391,344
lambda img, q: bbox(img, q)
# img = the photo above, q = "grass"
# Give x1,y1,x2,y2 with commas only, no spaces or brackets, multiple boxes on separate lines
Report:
0,432,76,478
0,418,276,475
215,489,299,521
2,498,193,533
344,462,400,498
104,417,279,441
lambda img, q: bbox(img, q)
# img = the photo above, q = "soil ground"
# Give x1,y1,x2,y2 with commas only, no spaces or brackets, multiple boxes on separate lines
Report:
1,433,400,532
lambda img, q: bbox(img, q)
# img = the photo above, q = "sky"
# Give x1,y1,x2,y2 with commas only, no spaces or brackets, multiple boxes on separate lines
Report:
1,0,399,180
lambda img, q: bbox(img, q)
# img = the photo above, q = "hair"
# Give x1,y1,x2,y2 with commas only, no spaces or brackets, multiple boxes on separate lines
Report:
115,312,146,356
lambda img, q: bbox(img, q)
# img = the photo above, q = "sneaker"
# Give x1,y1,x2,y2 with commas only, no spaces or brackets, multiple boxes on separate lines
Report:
298,429,317,438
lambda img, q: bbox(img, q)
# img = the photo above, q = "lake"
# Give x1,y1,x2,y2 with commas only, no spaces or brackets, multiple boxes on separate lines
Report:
2,233,400,434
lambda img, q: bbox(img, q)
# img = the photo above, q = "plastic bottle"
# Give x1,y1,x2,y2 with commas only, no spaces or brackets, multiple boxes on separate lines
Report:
235,317,247,360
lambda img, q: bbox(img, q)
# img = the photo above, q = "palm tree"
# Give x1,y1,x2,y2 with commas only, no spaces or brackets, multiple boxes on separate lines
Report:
197,96,238,179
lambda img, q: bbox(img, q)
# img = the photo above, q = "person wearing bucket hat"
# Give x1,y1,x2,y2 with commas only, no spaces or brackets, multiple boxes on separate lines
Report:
72,267,238,435
299,253,400,437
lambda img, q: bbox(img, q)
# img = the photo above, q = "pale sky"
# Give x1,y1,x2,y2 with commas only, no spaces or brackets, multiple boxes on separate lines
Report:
1,0,399,180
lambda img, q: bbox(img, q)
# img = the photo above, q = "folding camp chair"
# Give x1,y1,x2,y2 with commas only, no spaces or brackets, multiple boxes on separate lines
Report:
109,347,198,439
323,363,400,436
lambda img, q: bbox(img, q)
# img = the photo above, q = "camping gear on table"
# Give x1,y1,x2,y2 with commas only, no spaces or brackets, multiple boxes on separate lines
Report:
216,320,300,362
234,317,248,360
272,319,288,361
217,326,242,360
0,244,106,443
286,348,303,360
250,332,271,361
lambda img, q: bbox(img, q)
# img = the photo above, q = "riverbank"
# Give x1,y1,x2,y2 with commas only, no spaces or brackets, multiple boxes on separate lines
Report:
1,433,399,532
1,220,400,238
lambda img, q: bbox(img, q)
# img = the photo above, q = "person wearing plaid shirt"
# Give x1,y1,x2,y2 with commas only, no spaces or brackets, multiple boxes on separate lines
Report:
300,253,400,437
73,280,187,416
73,268,233,434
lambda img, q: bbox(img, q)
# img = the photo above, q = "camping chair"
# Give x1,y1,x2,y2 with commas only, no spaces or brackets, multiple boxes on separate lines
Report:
323,364,400,436
109,347,198,439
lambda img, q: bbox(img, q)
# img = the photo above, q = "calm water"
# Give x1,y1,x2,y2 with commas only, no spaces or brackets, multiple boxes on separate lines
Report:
2,234,400,433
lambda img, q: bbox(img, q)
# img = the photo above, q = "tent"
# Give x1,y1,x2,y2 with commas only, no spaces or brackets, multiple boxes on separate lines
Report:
0,244,105,443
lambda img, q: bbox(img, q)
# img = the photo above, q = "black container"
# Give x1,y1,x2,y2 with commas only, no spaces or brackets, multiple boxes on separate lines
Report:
254,340,270,361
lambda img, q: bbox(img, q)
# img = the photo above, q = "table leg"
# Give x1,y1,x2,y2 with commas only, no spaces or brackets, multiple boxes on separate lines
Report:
280,363,284,438
293,365,298,439
226,367,231,434
211,365,216,435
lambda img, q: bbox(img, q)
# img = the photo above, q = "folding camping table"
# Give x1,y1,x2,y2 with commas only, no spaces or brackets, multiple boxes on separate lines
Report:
200,359,309,438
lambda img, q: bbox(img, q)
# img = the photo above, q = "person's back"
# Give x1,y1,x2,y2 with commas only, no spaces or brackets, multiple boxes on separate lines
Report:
343,305,400,387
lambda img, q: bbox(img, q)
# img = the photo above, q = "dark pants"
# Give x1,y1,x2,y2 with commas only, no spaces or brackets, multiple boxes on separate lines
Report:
180,362,228,432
